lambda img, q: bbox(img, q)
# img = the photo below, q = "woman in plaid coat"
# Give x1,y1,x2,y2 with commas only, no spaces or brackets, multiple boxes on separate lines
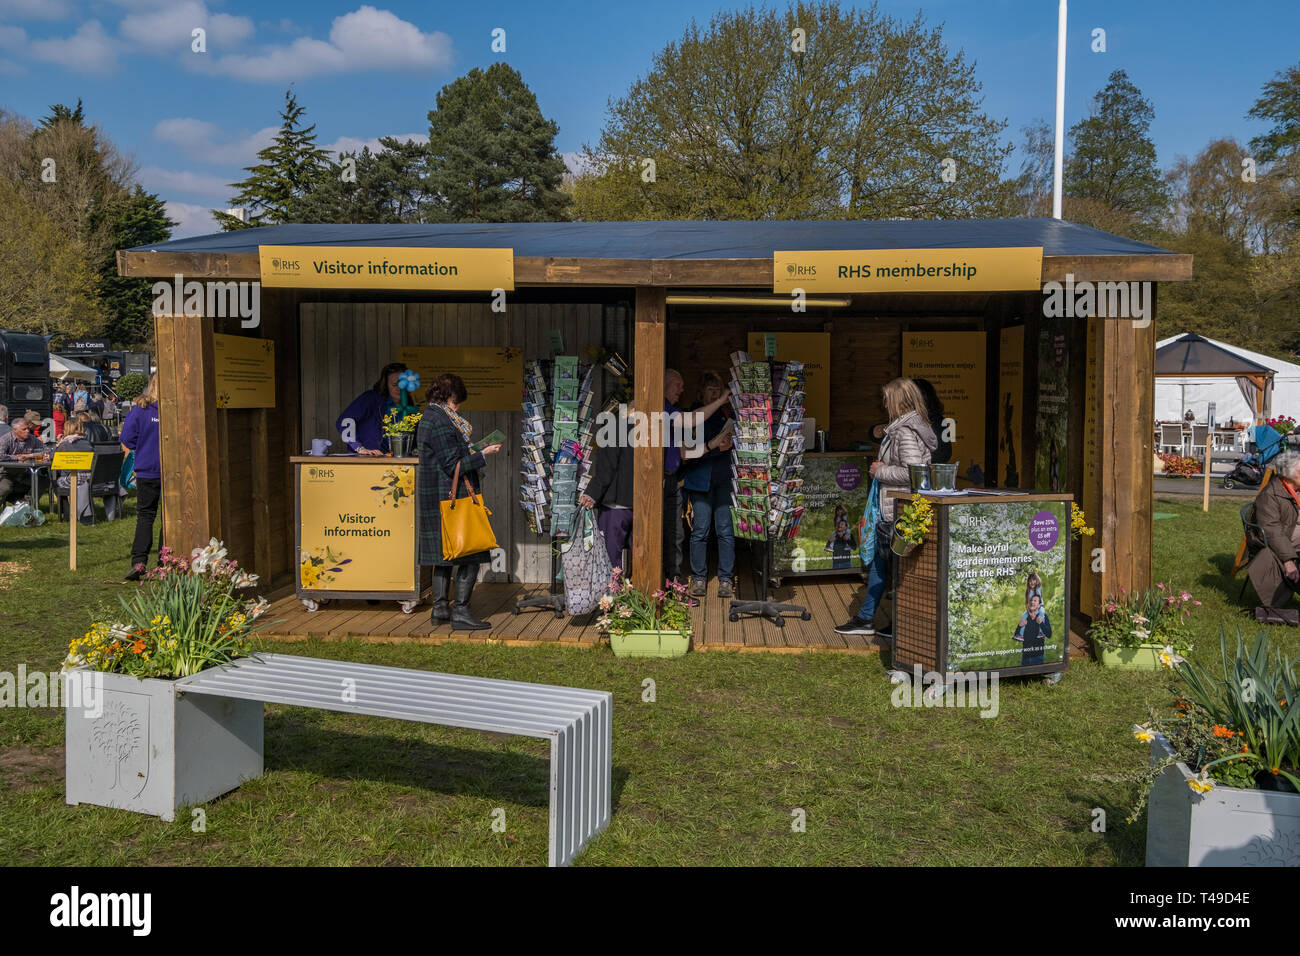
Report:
417,373,504,629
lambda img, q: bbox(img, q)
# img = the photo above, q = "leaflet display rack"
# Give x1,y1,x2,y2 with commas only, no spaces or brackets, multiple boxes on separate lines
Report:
725,352,809,628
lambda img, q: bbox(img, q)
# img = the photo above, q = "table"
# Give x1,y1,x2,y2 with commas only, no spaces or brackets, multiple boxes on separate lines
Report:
0,458,52,513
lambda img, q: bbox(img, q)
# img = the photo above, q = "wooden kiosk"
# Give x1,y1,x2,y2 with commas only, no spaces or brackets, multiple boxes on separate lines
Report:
118,219,1190,650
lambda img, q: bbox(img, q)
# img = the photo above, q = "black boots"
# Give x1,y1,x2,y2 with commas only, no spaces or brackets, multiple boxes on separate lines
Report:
450,563,490,630
430,566,452,623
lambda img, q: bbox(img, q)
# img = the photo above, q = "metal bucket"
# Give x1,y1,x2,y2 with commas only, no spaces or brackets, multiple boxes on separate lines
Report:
929,462,959,490
389,434,412,458
908,464,931,492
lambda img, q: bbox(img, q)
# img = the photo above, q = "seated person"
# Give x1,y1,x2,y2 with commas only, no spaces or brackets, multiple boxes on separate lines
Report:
53,418,94,523
0,418,50,503
77,411,113,445
1246,452,1300,623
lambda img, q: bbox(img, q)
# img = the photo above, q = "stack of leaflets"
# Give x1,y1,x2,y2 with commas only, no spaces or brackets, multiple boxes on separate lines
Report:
728,356,773,541
769,361,807,540
519,359,553,533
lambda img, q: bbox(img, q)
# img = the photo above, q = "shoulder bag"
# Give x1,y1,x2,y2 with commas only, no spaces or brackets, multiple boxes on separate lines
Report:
441,458,498,560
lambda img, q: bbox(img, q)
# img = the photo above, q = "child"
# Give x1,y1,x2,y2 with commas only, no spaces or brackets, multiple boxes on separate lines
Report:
1012,592,1051,666
1025,572,1043,607
825,517,857,570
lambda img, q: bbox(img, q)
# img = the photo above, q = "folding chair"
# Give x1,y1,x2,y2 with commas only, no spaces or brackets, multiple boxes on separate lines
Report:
1158,424,1184,455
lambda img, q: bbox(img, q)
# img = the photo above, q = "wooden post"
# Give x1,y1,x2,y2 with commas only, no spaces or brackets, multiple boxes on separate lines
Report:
631,287,666,594
251,407,273,580
1203,402,1215,512
155,310,223,556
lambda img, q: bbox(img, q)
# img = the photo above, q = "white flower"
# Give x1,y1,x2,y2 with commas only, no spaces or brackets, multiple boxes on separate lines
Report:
232,570,259,589
190,538,228,574
1133,629,1150,641
246,597,271,619
598,595,614,611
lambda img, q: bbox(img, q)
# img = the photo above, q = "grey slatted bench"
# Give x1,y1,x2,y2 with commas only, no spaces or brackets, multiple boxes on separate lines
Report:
67,654,612,867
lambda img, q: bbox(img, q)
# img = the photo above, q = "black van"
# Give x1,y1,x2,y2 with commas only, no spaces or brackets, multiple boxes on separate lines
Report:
0,330,51,424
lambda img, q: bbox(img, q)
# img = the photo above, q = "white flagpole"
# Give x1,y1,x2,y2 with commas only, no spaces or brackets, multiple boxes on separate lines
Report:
1053,0,1067,219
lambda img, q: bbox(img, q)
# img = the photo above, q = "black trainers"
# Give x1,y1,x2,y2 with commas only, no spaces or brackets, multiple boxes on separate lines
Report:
690,577,707,597
717,578,734,599
124,564,146,582
834,619,874,636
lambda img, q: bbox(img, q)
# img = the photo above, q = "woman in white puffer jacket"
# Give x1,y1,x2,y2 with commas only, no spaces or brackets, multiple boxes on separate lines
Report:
835,378,936,637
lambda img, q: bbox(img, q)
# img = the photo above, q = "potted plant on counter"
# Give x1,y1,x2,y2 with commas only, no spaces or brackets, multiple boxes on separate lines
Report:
597,568,693,658
63,540,275,821
1125,630,1300,866
1090,583,1199,670
382,407,421,458
891,493,933,557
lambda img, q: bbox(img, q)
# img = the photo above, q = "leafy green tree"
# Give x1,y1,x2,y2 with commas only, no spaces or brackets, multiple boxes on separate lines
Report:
425,63,570,222
1064,70,1169,231
216,89,329,230
98,186,176,348
294,138,433,223
1248,62,1300,164
574,1,1011,221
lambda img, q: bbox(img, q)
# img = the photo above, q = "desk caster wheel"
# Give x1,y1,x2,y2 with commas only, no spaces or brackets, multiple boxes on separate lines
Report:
554,609,564,619
301,599,319,613
399,600,418,614
729,612,739,622
512,606,521,615
801,611,811,620
774,617,785,627
1043,671,1063,686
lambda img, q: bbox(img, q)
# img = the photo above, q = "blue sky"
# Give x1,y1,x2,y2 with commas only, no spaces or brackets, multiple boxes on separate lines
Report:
1,0,1296,237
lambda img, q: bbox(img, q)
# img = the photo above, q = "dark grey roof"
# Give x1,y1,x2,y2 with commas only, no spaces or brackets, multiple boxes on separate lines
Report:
1155,333,1275,376
130,218,1176,259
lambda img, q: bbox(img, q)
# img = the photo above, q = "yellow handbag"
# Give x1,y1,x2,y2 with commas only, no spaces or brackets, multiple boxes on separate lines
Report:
440,459,498,560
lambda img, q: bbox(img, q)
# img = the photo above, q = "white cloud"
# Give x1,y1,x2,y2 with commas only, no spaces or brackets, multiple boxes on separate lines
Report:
561,152,593,178
162,200,224,239
0,58,24,76
119,1,254,52
0,26,28,50
153,117,277,165
0,0,73,19
139,164,234,198
29,20,119,74
323,132,427,157
203,6,452,82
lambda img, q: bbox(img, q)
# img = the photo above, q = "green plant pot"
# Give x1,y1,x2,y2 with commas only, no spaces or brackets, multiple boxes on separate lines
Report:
1096,643,1168,670
891,529,919,557
610,629,691,658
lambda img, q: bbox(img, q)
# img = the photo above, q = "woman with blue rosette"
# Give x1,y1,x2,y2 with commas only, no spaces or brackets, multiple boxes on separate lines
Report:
336,362,420,456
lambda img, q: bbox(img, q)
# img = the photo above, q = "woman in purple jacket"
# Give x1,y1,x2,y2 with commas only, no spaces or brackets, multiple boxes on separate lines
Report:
336,362,409,455
120,374,162,581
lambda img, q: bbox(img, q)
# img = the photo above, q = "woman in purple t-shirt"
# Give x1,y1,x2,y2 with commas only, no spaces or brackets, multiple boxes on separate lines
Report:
119,374,162,581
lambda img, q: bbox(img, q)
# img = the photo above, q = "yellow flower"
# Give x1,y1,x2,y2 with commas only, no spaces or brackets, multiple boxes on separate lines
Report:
300,562,322,587
397,468,414,496
1187,775,1214,794
1133,730,1154,743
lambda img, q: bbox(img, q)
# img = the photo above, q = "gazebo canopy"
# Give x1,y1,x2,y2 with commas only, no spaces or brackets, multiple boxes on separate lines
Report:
1155,333,1274,377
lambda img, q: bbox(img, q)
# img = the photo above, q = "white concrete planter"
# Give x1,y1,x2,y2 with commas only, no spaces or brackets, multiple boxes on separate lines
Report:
65,668,263,822
1146,733,1300,867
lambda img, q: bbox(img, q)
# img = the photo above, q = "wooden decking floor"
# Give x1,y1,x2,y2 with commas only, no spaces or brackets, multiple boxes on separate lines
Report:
262,576,1093,659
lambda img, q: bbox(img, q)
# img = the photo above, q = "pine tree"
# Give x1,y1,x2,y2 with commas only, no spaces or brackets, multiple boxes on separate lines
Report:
293,137,433,224
98,186,176,348
215,89,329,229
425,64,570,222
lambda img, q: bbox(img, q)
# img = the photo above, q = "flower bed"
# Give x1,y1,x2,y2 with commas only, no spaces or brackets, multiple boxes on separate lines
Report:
1089,582,1199,666
595,568,692,656
1158,453,1201,477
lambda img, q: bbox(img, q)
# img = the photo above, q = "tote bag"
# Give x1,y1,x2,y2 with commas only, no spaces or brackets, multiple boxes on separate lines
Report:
857,478,880,569
440,459,499,560
562,508,614,616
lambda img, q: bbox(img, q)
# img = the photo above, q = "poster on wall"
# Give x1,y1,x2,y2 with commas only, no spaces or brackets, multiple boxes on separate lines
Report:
298,461,417,594
213,333,275,408
744,332,831,428
901,331,986,484
772,454,872,575
1035,320,1070,492
397,346,523,412
997,326,1024,488
945,499,1069,672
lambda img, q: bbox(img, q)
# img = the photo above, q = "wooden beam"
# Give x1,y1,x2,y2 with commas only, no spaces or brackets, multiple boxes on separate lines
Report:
631,288,666,594
155,312,222,557
251,407,273,581
117,249,1196,286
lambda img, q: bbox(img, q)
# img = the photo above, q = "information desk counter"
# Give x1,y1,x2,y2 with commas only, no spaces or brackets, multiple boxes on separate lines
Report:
292,456,428,613
771,451,874,580
888,490,1072,679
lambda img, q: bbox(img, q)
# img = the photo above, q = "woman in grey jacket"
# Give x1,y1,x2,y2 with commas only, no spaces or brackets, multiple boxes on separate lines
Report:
836,378,937,636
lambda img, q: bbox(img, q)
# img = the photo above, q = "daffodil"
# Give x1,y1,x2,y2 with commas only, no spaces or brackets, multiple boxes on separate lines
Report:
1133,729,1154,743
1187,774,1214,794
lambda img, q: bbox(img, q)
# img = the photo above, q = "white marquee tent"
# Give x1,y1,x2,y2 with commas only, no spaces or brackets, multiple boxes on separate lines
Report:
1155,334,1300,425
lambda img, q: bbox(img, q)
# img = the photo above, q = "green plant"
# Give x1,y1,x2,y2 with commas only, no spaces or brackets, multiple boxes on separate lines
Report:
114,373,148,403
382,408,421,436
1266,415,1295,436
895,493,933,545
1089,582,1199,651
595,567,692,638
67,539,272,678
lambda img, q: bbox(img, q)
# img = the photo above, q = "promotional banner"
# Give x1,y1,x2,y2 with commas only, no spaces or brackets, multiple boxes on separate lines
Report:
298,461,416,593
1035,318,1071,492
773,454,872,574
774,247,1042,294
901,331,986,485
997,326,1024,488
397,346,524,412
945,499,1069,671
260,245,514,291
213,333,275,409
744,332,831,428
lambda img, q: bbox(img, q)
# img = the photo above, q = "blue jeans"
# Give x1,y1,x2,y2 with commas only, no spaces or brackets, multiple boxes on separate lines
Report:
856,524,892,624
689,485,735,581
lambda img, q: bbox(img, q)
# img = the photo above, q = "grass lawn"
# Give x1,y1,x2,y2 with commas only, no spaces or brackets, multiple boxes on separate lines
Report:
0,491,1294,866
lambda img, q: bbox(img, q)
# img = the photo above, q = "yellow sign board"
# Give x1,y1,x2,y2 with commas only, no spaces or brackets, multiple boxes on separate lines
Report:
214,333,276,408
260,245,514,291
298,461,417,593
397,347,524,412
902,331,987,486
774,247,1043,293
744,332,831,428
52,452,93,470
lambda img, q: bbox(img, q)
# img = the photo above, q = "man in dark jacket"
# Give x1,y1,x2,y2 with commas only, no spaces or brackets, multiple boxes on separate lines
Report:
581,410,634,573
1247,453,1300,620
